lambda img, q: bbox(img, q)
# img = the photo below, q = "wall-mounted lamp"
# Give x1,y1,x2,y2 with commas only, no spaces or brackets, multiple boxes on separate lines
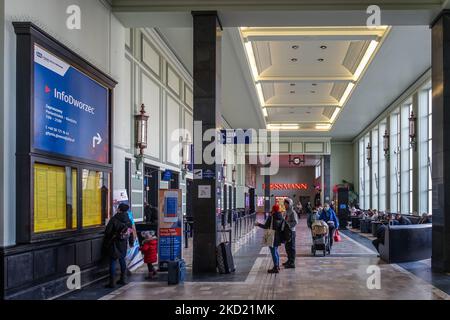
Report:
181,134,191,179
366,142,372,166
232,166,237,184
409,110,417,151
383,130,390,160
134,103,149,169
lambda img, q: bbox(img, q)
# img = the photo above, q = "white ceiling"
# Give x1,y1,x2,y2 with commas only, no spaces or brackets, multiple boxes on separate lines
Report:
156,24,431,141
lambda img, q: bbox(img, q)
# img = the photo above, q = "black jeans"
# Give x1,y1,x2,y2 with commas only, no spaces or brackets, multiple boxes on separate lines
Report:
328,225,336,247
285,230,296,264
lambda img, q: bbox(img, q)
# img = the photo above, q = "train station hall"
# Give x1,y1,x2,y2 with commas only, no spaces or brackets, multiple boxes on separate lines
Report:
1,0,450,303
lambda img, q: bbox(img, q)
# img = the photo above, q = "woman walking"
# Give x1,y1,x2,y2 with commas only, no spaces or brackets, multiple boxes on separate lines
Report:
255,204,284,274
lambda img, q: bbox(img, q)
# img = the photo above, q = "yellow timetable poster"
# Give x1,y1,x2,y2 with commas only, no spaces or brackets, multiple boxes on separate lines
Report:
82,170,102,227
34,163,67,233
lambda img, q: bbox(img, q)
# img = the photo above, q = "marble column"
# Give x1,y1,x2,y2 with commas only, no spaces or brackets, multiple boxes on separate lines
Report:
192,11,222,274
431,11,450,272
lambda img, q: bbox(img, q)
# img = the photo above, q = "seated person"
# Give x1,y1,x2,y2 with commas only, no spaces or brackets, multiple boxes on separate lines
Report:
372,224,387,253
418,213,431,224
371,210,379,221
395,213,412,225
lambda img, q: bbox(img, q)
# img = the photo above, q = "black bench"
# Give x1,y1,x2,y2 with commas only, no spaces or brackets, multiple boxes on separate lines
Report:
379,224,431,263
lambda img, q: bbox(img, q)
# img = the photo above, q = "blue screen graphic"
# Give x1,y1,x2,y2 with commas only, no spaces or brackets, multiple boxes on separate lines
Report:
33,45,109,163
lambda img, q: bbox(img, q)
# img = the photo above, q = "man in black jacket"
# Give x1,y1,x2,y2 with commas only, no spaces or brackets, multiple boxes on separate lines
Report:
103,203,133,288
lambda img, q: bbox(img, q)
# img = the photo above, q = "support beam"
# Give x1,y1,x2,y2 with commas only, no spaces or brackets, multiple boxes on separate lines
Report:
431,10,450,272
192,11,222,275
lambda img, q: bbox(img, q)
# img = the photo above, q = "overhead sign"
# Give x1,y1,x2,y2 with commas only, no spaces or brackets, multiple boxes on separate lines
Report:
220,129,252,144
33,44,109,163
262,183,309,190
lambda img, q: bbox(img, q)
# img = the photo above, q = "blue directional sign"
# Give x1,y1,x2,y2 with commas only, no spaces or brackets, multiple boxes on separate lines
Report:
33,44,109,163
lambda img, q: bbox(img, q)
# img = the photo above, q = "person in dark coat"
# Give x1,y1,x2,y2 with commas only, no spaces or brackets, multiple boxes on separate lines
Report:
395,214,412,225
372,224,386,253
255,204,284,274
103,203,133,288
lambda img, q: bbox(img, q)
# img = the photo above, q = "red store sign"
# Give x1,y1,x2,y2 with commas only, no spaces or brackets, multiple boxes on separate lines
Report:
262,183,309,190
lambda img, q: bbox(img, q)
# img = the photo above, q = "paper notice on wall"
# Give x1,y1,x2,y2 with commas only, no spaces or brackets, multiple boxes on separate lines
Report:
198,185,211,199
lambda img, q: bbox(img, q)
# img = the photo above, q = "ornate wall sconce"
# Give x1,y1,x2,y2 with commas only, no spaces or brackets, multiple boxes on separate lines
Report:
383,130,390,160
366,142,372,166
232,166,237,184
409,110,417,151
134,103,149,168
181,134,191,179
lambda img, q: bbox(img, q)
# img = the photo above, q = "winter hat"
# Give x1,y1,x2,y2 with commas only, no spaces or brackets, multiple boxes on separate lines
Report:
118,203,130,213
272,204,280,213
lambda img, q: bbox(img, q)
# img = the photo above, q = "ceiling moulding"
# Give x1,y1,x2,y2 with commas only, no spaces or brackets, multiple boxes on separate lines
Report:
342,40,370,74
239,26,390,132
111,0,443,12
258,77,352,83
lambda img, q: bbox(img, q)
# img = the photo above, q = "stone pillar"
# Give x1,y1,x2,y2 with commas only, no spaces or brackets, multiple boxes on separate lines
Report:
323,155,331,203
431,11,450,272
192,11,222,274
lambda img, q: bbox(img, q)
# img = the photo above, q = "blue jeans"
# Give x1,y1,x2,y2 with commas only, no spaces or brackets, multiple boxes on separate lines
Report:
269,246,280,268
110,257,126,278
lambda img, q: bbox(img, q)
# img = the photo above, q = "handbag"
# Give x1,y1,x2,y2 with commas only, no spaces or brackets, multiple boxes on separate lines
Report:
261,217,275,247
334,229,342,242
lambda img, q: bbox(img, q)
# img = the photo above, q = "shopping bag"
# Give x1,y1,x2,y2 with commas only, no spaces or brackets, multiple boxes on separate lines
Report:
261,217,275,247
126,238,144,272
334,229,342,242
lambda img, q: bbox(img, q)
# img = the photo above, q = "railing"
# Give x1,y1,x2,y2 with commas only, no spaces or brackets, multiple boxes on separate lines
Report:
233,211,257,243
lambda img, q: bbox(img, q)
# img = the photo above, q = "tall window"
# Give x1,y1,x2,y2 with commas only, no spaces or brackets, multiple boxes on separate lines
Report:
400,103,413,214
378,121,387,211
390,111,400,212
418,87,432,214
359,139,365,209
364,134,371,209
371,128,379,209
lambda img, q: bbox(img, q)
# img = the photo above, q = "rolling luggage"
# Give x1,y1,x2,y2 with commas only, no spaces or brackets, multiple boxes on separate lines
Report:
167,233,186,285
216,230,235,274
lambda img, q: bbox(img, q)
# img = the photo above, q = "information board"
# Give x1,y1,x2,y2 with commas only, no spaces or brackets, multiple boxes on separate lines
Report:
33,44,109,163
158,189,183,268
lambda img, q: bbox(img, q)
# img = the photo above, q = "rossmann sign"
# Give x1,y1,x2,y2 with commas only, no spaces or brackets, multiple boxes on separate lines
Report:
262,183,308,190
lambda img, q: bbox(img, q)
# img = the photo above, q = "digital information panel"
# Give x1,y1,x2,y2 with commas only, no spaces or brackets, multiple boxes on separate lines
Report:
33,44,109,163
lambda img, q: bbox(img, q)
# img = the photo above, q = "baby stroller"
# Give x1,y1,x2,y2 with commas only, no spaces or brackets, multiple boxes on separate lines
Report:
311,220,331,256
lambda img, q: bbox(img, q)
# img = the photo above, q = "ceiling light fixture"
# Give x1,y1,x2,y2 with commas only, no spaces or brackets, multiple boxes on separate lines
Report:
244,41,259,81
330,107,341,123
315,124,331,130
310,90,316,94
320,45,327,49
267,124,300,130
339,82,355,107
312,83,317,86
317,58,324,62
262,107,268,118
290,83,296,86
290,91,296,94
291,58,298,62
353,40,379,81
256,82,266,107
292,45,299,49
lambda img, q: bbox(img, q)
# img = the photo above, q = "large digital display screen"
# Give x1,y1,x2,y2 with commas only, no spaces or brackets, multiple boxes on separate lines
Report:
33,44,109,163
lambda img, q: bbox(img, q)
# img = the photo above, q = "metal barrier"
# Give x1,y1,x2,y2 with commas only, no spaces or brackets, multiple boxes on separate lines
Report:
233,212,257,243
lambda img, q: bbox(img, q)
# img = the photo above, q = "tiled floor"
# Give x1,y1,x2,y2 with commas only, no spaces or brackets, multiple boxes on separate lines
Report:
62,215,450,300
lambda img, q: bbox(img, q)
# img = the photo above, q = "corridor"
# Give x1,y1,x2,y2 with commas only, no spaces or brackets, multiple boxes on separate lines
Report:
66,217,448,301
